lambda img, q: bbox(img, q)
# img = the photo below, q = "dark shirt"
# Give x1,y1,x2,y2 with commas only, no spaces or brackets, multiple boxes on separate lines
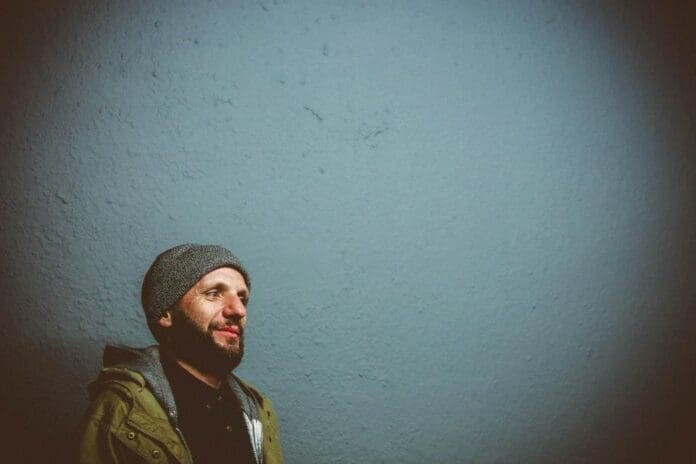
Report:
162,355,256,464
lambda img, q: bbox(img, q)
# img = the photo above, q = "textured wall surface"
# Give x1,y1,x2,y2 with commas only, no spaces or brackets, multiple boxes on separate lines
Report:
1,1,695,462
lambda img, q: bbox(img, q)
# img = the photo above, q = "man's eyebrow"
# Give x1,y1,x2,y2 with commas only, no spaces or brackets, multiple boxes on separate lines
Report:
198,279,227,289
198,280,249,293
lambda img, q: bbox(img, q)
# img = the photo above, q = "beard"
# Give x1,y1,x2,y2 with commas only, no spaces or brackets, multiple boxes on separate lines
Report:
166,308,245,377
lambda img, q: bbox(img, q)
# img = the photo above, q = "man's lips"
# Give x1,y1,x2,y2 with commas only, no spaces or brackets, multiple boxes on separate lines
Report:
215,326,241,337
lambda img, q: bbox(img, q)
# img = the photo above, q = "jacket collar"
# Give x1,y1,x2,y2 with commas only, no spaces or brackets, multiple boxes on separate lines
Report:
101,344,259,426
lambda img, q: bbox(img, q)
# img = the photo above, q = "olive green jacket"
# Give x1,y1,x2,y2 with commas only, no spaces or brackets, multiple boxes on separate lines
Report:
75,345,283,464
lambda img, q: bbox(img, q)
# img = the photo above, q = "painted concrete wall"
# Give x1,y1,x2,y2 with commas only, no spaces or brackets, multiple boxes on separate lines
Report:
1,1,694,462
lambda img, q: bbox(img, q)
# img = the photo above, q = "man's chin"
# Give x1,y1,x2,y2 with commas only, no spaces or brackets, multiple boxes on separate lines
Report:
212,333,243,351
215,343,243,358
212,338,244,365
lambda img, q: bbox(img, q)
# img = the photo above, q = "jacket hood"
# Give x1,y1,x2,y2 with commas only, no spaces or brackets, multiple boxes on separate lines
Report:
99,345,261,429
101,344,180,423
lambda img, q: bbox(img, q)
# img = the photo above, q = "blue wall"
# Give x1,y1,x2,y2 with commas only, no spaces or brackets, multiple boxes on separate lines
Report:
1,1,694,462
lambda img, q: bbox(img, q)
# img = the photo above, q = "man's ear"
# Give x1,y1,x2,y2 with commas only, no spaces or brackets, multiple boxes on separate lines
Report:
157,309,173,328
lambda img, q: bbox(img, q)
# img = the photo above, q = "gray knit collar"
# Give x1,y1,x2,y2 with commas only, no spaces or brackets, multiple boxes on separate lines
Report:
100,344,258,425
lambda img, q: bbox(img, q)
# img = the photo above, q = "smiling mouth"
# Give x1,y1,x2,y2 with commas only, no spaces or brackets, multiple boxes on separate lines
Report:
215,326,241,337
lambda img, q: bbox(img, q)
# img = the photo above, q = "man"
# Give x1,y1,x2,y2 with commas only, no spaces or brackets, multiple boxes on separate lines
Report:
75,244,283,463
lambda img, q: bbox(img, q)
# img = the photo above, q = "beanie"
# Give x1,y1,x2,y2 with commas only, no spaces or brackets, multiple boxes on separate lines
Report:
141,243,250,323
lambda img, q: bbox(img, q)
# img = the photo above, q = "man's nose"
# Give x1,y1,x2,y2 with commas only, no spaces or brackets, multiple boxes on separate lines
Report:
222,294,246,318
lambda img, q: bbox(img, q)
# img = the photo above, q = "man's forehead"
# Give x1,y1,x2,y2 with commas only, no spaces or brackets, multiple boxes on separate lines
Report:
196,267,248,287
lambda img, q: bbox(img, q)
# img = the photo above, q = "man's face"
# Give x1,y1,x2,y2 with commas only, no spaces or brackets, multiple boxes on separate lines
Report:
161,267,250,373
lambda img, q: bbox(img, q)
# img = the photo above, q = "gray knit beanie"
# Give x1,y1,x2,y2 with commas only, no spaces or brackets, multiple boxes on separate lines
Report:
141,243,250,323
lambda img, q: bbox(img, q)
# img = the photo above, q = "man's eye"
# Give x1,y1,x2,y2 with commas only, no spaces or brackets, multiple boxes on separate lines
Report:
205,290,220,298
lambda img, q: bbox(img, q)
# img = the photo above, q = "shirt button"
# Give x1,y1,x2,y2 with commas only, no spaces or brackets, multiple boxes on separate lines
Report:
205,403,213,410
151,449,161,459
225,425,233,432
126,432,136,440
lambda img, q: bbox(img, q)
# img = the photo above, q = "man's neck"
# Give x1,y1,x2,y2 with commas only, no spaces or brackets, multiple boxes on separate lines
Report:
171,356,224,389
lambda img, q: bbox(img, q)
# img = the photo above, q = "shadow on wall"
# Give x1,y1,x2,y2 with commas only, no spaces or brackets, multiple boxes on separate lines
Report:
1,271,81,461
566,6,696,462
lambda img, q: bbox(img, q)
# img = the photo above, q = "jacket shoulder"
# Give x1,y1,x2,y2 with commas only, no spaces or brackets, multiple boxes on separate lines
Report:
83,368,143,424
89,367,172,422
91,367,147,391
77,367,189,464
